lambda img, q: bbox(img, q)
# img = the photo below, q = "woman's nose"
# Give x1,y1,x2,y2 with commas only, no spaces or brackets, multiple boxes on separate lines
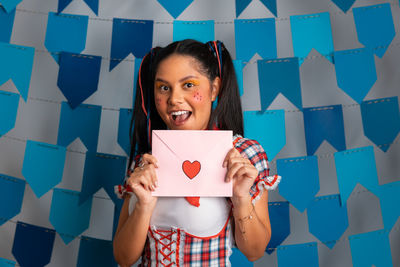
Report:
168,88,184,105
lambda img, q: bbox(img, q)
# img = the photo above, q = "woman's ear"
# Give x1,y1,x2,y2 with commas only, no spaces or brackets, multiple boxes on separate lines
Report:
211,77,221,101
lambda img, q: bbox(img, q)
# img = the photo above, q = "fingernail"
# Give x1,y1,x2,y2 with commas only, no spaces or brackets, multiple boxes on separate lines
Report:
223,161,227,168
155,181,158,187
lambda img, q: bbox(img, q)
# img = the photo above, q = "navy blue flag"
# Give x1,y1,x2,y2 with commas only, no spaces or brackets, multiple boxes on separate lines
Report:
157,0,194,18
258,57,302,110
0,90,19,137
0,174,25,226
260,0,277,16
331,0,356,13
235,0,252,17
57,52,101,109
0,7,15,43
266,201,290,254
77,236,117,267
12,222,56,267
117,108,133,156
303,105,346,155
58,0,99,15
110,18,153,71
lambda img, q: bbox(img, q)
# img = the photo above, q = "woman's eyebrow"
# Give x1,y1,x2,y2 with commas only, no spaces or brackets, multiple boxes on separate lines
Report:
155,78,169,83
179,75,199,82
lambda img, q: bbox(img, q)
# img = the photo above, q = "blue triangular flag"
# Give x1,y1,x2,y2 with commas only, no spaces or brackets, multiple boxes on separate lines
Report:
49,188,93,244
173,20,214,43
276,156,319,212
58,0,98,15
334,146,379,205
235,18,277,62
230,247,253,266
0,42,34,101
331,0,356,13
307,194,349,249
110,18,153,71
77,236,117,267
12,221,56,267
22,140,67,198
80,152,126,206
57,0,72,13
0,174,25,226
0,0,22,12
233,60,244,96
266,201,290,254
57,52,101,109
258,57,302,110
353,3,395,58
334,48,377,103
244,110,285,160
290,12,334,65
277,242,319,267
0,257,16,266
44,12,88,63
0,7,15,43
348,229,393,267
57,101,101,152
235,0,252,17
157,0,194,18
260,0,277,16
117,108,133,156
133,57,142,107
361,97,400,152
303,105,346,155
0,90,19,136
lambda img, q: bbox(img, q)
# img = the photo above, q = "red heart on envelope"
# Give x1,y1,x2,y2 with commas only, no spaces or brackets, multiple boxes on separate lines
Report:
182,160,201,179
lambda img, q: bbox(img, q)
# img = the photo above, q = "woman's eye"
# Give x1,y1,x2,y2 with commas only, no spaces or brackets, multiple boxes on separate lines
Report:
184,82,194,88
159,85,169,91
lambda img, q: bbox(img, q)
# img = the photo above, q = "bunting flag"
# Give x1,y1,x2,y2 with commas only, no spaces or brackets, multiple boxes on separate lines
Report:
0,0,22,13
0,257,16,266
243,110,285,160
0,6,15,43
235,0,252,17
0,174,25,225
173,20,214,43
353,3,395,58
266,201,290,254
277,242,319,267
133,58,142,107
303,105,346,155
333,48,377,103
331,0,356,13
157,0,194,19
259,0,277,17
348,229,393,267
49,188,93,245
307,194,349,249
57,102,101,152
290,12,334,64
360,97,400,152
234,18,277,62
57,52,102,109
77,236,117,267
0,42,34,101
276,156,319,212
79,152,126,206
0,90,19,137
44,12,88,63
257,57,302,110
12,222,56,267
230,247,253,266
334,146,379,205
109,18,153,71
117,108,133,156
233,60,244,96
22,140,66,198
58,0,99,16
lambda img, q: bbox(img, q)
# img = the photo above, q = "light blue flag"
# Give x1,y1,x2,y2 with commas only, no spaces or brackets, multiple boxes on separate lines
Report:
49,188,92,244
230,247,253,266
258,57,302,110
290,12,334,65
0,90,19,136
277,156,319,212
235,18,277,62
331,0,356,13
334,146,379,205
0,174,25,226
266,201,290,254
0,42,34,101
57,102,101,152
0,257,16,266
260,0,277,17
157,0,194,18
133,58,142,108
44,12,88,63
173,20,214,43
307,194,349,249
277,242,319,267
235,0,252,17
334,48,377,103
349,229,393,267
77,236,117,267
22,140,66,198
233,60,244,96
117,108,133,156
0,0,22,12
243,110,285,160
0,7,15,43
361,97,400,152
303,105,346,155
353,3,395,58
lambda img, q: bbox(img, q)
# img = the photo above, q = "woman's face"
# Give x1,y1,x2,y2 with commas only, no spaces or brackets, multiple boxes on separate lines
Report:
154,54,220,130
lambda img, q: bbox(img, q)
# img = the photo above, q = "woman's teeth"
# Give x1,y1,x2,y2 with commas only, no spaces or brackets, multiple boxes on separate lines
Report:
171,111,191,122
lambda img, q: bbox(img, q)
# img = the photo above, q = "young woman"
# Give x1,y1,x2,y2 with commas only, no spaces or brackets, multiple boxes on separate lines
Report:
113,39,280,266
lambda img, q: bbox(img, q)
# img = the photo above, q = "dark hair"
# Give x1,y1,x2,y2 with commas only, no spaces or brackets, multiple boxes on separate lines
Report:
127,39,243,168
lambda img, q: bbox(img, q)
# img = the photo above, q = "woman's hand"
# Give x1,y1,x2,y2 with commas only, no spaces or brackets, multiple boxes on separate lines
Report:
125,153,158,209
223,148,259,205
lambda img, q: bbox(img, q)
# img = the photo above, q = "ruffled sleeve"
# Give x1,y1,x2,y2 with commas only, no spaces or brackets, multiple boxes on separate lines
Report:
233,135,281,205
114,154,142,199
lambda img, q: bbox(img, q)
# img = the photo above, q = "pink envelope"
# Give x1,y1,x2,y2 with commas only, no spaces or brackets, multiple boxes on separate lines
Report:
152,130,233,197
